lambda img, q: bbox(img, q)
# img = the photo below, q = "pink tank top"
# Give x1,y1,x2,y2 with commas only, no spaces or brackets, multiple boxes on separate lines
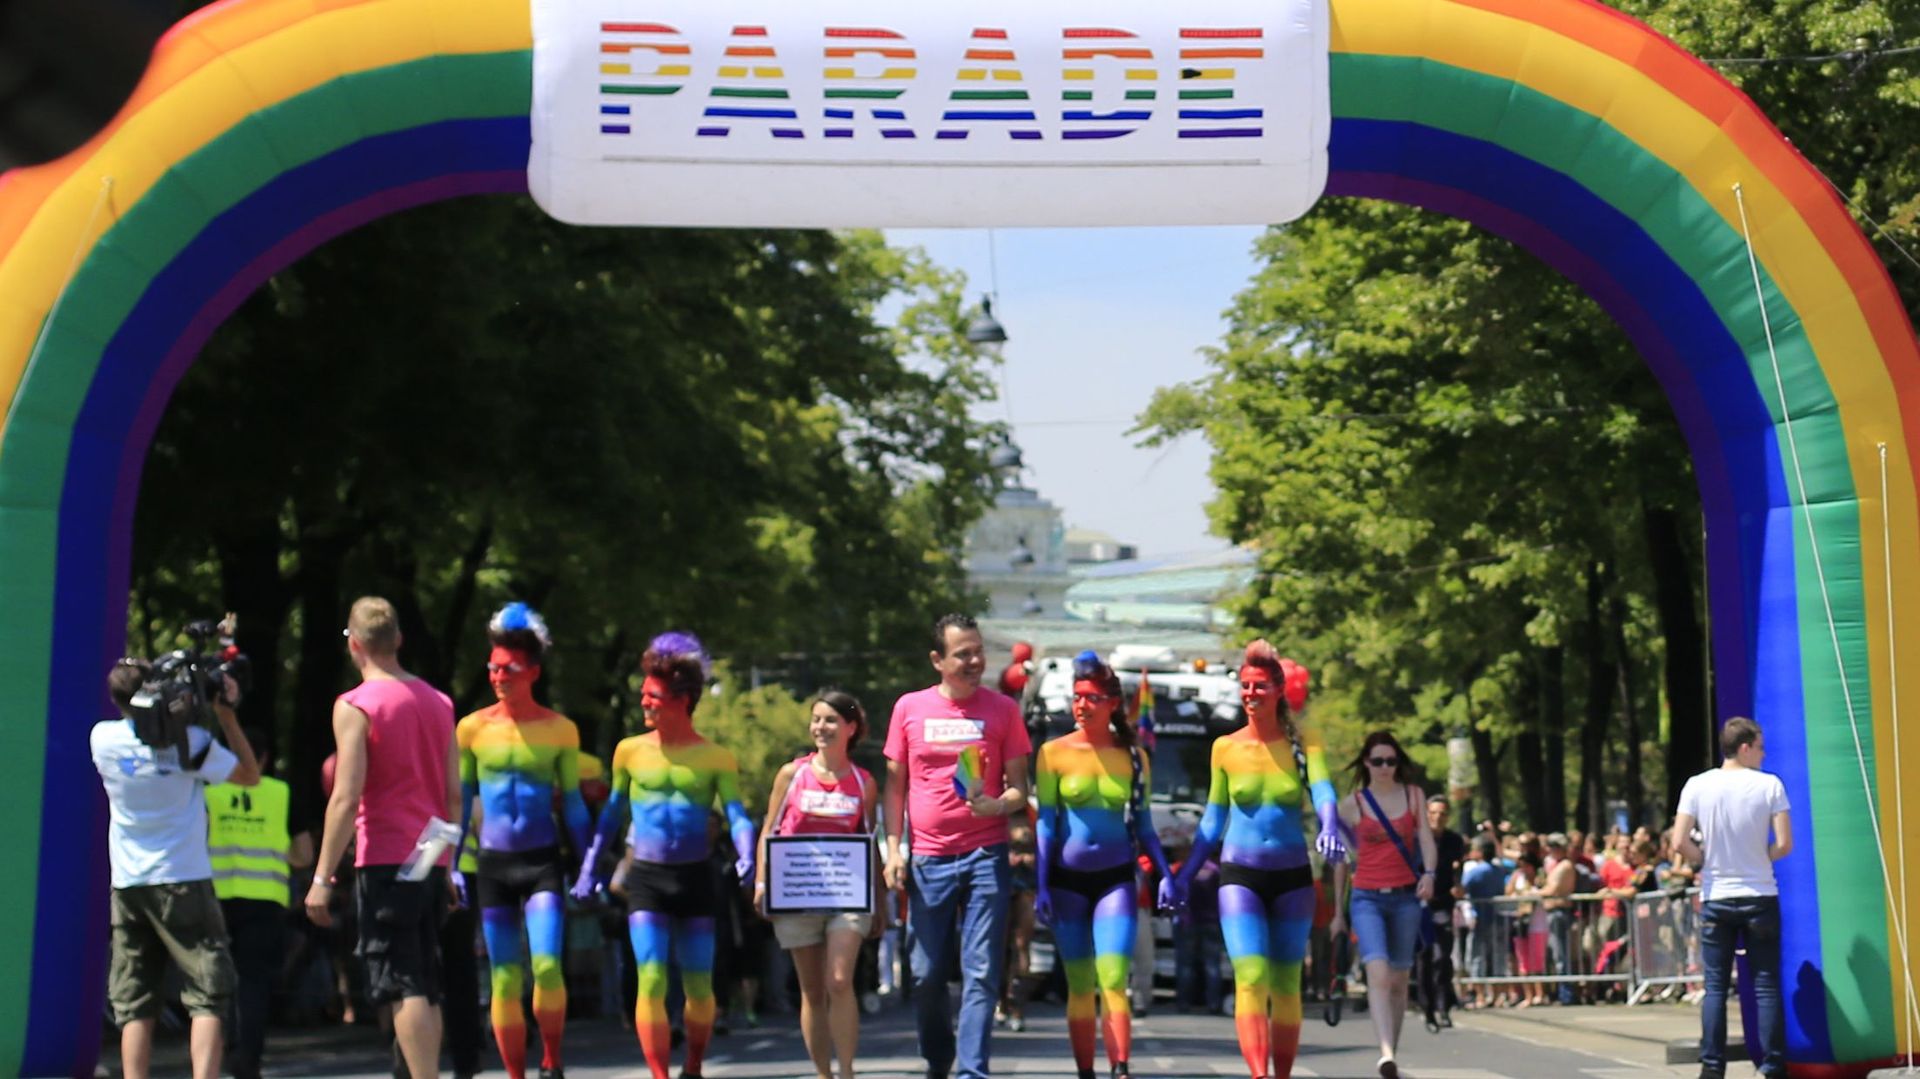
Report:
1352,787,1420,890
338,677,455,867
775,756,873,836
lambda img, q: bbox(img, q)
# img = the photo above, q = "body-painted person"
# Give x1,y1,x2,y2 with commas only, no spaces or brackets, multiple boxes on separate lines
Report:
574,632,755,1079
1165,641,1344,1079
455,604,591,1079
1034,651,1173,1079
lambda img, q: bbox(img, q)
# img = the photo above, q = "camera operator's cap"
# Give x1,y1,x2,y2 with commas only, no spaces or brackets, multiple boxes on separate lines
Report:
1546,831,1569,848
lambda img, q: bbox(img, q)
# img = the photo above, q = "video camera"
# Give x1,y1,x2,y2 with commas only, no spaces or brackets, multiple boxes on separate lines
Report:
127,615,251,760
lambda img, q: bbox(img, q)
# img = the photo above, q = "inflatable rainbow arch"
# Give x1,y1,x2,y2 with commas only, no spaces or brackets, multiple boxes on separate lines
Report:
0,0,1916,1073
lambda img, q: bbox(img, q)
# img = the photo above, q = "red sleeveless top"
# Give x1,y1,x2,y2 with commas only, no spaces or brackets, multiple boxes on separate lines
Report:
1351,786,1420,889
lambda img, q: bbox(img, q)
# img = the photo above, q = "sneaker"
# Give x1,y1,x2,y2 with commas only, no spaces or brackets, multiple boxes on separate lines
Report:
1007,1015,1025,1032
539,1069,564,1079
1112,1063,1131,1079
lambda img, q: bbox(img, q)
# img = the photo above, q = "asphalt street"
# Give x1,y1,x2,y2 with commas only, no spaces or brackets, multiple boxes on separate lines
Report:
161,994,1716,1079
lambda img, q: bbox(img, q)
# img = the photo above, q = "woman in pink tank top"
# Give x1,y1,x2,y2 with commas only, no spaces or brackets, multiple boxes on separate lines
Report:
753,690,882,1079
1328,731,1438,1079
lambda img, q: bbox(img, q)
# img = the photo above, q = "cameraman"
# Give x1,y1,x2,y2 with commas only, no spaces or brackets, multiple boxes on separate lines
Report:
91,657,261,1079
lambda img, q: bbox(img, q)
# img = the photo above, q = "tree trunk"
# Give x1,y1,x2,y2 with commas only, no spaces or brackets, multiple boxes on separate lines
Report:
290,531,351,830
1540,645,1567,832
1577,564,1616,836
437,518,495,707
215,517,292,759
1470,724,1504,830
1613,598,1644,827
1645,505,1709,817
1516,654,1549,830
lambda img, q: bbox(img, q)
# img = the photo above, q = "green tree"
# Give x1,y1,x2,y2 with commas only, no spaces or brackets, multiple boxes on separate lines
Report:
130,197,1001,821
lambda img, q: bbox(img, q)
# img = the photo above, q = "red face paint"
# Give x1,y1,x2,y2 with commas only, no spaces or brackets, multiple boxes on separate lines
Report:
640,675,688,727
488,646,539,704
1239,665,1278,719
1071,678,1116,728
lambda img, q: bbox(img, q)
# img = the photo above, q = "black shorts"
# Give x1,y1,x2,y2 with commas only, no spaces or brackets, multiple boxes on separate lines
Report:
1219,862,1314,905
1050,862,1136,904
624,858,716,919
355,866,445,1005
475,847,567,909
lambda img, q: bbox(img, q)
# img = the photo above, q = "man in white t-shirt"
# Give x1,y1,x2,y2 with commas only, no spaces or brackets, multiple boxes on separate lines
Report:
92,658,261,1079
1671,716,1791,1079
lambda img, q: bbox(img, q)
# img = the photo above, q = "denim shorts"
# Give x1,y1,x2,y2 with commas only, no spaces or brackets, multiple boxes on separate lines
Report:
1350,887,1423,970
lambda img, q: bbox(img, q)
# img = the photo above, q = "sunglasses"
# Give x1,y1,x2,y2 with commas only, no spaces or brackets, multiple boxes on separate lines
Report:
1072,692,1113,703
1367,756,1400,768
486,661,530,675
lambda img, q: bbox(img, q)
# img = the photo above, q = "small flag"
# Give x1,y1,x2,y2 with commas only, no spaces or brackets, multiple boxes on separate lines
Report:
952,745,983,801
1136,671,1157,751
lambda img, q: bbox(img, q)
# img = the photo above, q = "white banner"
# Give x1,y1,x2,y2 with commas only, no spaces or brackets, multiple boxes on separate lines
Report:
529,0,1329,227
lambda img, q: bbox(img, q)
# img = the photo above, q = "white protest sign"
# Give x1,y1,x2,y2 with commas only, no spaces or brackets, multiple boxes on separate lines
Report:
765,834,875,913
529,0,1329,227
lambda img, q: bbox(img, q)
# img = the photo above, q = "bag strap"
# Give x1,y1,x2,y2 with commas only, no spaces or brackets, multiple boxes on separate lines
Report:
770,751,813,837
1360,786,1424,876
1124,745,1144,842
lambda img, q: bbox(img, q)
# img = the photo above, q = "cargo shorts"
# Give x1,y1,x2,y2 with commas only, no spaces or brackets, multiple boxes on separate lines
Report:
108,880,236,1024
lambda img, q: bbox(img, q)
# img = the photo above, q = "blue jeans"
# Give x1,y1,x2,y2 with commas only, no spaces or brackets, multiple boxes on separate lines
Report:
1350,888,1423,970
1699,895,1785,1076
908,844,1011,1079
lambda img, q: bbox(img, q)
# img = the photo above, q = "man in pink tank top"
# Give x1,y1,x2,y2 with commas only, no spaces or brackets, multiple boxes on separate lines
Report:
304,597,460,1079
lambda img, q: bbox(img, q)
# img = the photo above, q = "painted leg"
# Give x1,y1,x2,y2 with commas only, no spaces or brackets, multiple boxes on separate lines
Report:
677,916,719,1075
482,905,529,1079
1219,884,1273,1078
1092,882,1137,1071
1053,887,1100,1076
526,891,569,1071
1265,886,1313,1079
629,912,674,1079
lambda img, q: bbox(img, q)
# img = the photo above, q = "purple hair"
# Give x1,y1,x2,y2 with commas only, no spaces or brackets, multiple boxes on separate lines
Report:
642,630,710,706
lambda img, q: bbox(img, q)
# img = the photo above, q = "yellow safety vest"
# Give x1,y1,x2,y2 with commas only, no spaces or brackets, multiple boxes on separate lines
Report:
205,775,292,906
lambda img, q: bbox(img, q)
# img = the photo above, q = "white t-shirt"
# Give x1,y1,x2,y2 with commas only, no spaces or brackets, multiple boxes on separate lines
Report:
1677,766,1790,900
91,719,238,888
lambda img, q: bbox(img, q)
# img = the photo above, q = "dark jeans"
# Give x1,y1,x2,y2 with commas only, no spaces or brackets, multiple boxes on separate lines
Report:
1700,896,1785,1076
221,899,284,1079
1546,908,1574,1005
440,905,482,1076
908,844,1010,1079
1174,919,1224,1012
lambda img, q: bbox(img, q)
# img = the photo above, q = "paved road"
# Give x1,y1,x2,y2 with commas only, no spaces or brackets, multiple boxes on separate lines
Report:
195,996,1709,1079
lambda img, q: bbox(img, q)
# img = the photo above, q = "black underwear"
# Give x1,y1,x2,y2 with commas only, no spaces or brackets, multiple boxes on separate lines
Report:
1050,862,1136,903
1219,862,1314,905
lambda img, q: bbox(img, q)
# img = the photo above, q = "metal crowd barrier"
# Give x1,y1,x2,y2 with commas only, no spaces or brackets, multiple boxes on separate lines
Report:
1452,891,1635,991
1444,886,1703,1004
1624,886,1704,1004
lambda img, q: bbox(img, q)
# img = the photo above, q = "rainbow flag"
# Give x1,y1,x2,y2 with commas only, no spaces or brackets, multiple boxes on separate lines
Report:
952,745,983,800
1136,671,1157,750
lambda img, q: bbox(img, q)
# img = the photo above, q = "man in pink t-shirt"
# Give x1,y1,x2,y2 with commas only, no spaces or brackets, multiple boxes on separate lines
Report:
303,597,460,1079
883,614,1031,1079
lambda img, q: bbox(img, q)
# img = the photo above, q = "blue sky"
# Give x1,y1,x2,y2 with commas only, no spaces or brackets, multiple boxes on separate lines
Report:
886,225,1266,558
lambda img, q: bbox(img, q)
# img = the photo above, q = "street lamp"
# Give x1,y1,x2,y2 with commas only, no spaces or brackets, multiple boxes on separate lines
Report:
965,295,1008,346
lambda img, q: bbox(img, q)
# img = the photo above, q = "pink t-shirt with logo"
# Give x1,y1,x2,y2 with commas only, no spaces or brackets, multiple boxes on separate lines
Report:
775,755,874,837
338,677,455,867
884,685,1031,856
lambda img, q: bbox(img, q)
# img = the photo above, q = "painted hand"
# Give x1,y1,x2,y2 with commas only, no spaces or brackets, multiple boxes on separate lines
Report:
1034,888,1054,928
735,855,755,886
1158,876,1186,913
1315,813,1348,863
570,866,603,902
449,869,468,908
